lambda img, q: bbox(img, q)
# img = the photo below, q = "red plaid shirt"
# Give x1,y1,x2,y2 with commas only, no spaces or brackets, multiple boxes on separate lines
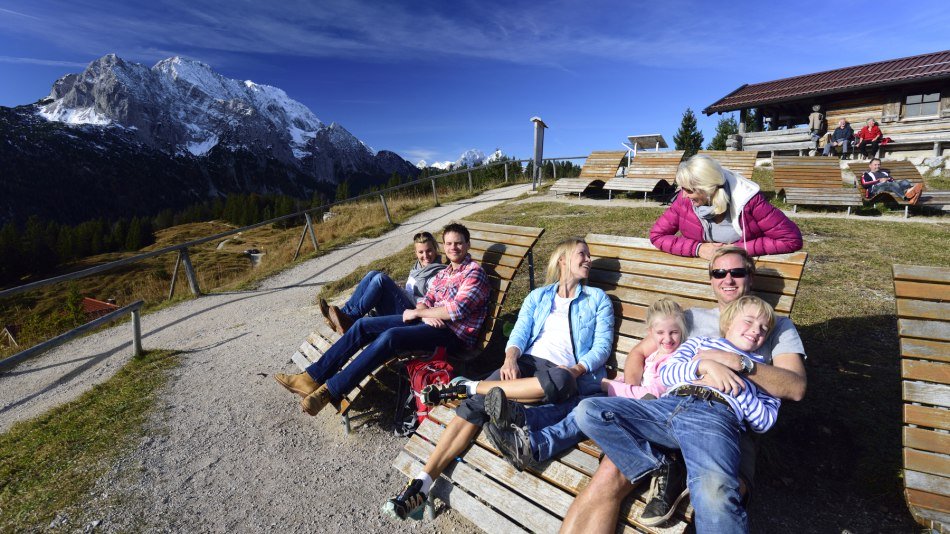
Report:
422,254,490,347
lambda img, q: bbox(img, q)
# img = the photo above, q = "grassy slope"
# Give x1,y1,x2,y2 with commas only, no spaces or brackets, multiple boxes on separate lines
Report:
0,350,178,531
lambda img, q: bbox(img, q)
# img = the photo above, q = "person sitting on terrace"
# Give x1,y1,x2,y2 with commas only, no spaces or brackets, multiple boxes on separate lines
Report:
318,231,446,334
381,237,614,521
274,222,490,416
822,119,854,158
650,155,802,259
860,158,923,205
854,118,883,159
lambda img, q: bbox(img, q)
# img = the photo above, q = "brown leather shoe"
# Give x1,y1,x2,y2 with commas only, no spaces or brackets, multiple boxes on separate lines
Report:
301,384,336,416
275,372,320,398
907,184,924,205
327,305,354,335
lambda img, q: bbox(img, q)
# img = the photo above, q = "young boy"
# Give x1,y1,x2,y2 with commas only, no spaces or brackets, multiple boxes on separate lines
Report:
574,295,779,533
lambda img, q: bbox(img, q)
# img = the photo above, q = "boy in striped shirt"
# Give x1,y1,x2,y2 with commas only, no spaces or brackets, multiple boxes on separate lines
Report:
575,295,778,533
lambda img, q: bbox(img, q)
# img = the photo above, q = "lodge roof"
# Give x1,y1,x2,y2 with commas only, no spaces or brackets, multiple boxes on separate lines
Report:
704,50,950,114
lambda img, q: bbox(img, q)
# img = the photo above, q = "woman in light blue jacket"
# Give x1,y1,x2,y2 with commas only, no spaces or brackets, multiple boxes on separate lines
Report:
383,237,615,521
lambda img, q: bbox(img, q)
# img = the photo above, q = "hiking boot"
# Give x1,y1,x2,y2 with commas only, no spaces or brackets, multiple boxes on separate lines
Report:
485,421,537,471
420,376,470,407
907,183,924,205
300,384,335,416
381,479,427,521
318,298,332,329
639,455,689,527
274,372,320,398
327,305,353,335
485,387,526,429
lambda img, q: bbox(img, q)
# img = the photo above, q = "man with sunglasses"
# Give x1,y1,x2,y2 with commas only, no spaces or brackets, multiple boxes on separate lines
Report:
560,246,806,532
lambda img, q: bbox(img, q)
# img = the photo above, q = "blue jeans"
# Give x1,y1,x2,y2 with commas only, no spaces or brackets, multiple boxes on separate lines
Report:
870,179,912,198
575,396,746,533
822,139,850,156
305,314,460,400
340,270,414,320
529,404,585,462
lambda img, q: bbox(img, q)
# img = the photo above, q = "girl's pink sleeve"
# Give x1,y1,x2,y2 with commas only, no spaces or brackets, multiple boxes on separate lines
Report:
604,352,675,399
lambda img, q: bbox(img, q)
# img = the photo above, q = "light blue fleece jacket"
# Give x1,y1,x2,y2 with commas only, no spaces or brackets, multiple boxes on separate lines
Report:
505,282,614,395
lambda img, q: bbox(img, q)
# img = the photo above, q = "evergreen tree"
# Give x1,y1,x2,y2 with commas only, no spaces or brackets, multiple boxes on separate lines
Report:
743,108,759,133
673,108,704,159
335,180,350,201
63,283,86,328
706,116,739,151
387,172,402,189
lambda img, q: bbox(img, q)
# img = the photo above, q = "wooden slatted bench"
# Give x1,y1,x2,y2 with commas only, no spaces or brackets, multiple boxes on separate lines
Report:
551,151,627,198
895,264,950,532
394,234,808,532
697,150,758,179
773,156,863,214
847,160,950,217
292,220,544,433
603,151,685,201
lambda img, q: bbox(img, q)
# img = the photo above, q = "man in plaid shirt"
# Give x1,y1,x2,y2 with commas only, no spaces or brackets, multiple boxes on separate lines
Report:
275,222,490,416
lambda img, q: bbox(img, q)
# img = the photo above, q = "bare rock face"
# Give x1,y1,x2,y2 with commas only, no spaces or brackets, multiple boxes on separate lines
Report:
34,54,418,185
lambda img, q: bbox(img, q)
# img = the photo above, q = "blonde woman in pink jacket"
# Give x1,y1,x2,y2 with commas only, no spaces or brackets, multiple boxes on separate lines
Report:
650,155,802,259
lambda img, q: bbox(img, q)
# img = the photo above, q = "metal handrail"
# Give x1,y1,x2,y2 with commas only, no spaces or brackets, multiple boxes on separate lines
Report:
0,300,144,372
0,155,586,300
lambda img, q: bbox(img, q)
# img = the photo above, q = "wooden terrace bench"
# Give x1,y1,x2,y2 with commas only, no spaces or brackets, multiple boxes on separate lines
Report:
847,159,950,217
393,234,808,532
292,220,544,432
697,150,758,179
894,264,950,531
550,150,627,198
603,150,685,201
773,156,863,214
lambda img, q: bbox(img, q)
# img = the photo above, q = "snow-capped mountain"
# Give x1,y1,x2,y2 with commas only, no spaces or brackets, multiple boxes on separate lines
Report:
417,149,507,171
35,54,417,184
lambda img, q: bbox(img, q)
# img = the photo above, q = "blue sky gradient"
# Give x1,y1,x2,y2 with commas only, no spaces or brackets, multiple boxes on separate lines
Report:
2,0,949,164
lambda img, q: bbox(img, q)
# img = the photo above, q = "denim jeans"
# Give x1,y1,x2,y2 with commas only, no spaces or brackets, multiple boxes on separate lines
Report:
574,396,746,533
870,179,912,198
822,139,850,156
305,314,460,400
340,270,414,320
529,401,591,462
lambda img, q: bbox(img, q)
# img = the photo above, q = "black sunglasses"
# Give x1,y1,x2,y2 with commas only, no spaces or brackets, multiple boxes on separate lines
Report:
709,268,749,279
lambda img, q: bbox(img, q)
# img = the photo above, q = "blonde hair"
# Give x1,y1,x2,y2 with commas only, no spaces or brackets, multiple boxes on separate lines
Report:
545,237,588,284
675,155,731,216
413,231,438,250
646,298,687,339
709,246,756,275
719,296,775,337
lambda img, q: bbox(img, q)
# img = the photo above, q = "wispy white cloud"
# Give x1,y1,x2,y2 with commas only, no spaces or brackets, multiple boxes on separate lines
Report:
401,148,440,162
0,7,40,19
0,55,88,68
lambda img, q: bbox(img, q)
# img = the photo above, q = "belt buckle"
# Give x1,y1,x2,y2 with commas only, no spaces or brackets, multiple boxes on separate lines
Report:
695,387,713,401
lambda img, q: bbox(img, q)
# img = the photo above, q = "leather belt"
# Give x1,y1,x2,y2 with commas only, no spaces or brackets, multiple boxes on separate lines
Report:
670,385,731,410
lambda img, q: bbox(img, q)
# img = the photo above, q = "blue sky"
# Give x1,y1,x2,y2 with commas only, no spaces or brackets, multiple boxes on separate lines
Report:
2,0,949,164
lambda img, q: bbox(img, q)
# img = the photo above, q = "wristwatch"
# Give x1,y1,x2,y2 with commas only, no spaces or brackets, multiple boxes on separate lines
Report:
739,355,756,375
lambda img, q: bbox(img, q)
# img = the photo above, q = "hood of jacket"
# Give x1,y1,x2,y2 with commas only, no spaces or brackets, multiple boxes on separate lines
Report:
723,169,760,237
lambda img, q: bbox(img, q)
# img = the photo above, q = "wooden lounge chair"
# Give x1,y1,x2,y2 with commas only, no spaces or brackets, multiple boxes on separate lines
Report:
550,150,627,197
603,151,685,200
393,234,808,532
697,150,757,179
772,156,863,214
894,264,950,531
291,220,545,433
848,160,950,217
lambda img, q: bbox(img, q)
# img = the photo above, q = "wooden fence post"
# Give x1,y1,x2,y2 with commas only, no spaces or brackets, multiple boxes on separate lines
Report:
468,171,473,191
180,248,201,296
380,194,393,224
304,212,320,251
167,251,182,300
431,179,439,206
504,163,509,182
131,308,142,357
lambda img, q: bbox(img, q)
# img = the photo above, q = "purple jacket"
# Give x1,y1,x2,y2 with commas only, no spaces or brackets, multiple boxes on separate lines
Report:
650,191,803,257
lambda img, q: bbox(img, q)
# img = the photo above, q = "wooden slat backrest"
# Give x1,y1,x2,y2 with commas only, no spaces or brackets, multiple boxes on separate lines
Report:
773,156,846,192
586,234,808,372
895,264,950,531
847,160,924,186
458,220,544,352
578,151,628,179
698,150,757,179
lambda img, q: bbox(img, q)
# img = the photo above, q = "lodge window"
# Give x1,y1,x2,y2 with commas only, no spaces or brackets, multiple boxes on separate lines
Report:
903,92,940,118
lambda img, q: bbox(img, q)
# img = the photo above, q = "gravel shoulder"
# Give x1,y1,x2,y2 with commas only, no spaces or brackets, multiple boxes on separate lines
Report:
0,183,531,533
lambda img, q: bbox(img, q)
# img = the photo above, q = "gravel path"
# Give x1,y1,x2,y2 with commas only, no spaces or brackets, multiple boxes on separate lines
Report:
0,183,531,533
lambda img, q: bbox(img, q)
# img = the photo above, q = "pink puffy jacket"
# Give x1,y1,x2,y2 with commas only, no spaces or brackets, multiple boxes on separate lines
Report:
650,192,803,257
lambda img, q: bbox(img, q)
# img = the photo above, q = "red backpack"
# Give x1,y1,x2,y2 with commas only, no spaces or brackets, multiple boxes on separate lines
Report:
394,347,453,436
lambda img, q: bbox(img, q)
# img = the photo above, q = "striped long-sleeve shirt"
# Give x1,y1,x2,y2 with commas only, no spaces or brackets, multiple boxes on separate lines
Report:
422,254,490,347
659,337,781,433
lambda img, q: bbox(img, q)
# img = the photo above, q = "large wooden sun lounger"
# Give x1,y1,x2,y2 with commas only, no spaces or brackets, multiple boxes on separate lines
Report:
603,151,685,200
291,220,544,433
550,150,627,197
697,150,757,179
394,234,808,532
773,156,863,214
847,160,950,217
894,264,950,531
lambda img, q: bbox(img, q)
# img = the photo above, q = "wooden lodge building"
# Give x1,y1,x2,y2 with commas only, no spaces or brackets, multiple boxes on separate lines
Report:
704,50,950,158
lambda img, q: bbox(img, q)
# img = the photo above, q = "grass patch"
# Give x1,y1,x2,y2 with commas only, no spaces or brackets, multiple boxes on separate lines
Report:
0,350,179,531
